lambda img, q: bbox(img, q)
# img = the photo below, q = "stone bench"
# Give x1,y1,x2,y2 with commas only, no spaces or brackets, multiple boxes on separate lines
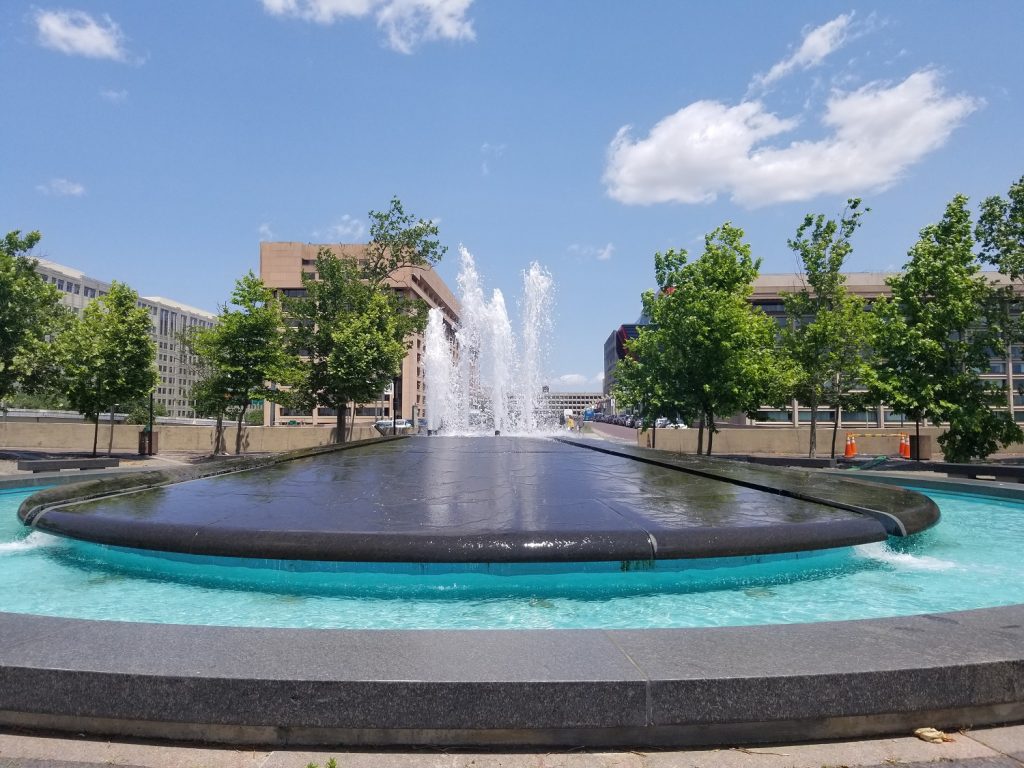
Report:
16,458,120,473
937,462,1024,483
874,460,1024,483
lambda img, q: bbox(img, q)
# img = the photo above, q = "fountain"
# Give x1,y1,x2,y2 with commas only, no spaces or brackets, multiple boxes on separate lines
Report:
425,246,556,435
2,249,1023,748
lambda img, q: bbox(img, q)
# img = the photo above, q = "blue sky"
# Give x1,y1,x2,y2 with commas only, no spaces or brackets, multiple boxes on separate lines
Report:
3,1,1023,391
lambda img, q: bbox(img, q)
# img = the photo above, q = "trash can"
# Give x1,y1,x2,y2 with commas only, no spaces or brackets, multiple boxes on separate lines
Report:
910,434,932,461
138,430,159,456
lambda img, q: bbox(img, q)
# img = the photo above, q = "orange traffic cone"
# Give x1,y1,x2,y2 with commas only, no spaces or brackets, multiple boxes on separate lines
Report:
900,433,910,459
844,433,857,458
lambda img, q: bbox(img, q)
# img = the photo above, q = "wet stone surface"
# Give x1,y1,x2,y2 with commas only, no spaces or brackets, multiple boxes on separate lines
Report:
24,437,937,562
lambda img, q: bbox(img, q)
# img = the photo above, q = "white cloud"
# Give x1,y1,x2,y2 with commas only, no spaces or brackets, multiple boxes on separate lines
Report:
751,13,853,90
316,214,366,241
261,0,474,53
604,70,979,208
555,374,588,388
550,372,605,392
258,223,275,241
480,141,506,176
99,88,128,103
35,9,127,61
568,242,615,262
36,178,85,197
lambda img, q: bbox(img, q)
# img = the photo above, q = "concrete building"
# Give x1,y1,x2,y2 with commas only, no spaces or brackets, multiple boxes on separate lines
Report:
259,242,460,427
603,271,1024,427
33,259,217,419
542,391,604,418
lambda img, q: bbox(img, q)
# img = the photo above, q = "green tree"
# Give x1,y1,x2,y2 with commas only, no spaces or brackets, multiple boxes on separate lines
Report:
57,282,157,456
123,397,168,425
184,365,234,454
977,174,1024,283
363,196,447,287
0,231,68,409
184,272,290,455
976,175,1024,413
282,250,408,443
782,199,877,458
619,226,789,455
871,194,1020,461
613,323,685,449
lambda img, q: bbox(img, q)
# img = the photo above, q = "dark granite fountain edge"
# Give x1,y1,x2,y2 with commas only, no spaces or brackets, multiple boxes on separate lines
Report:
16,435,407,525
556,437,939,536
0,605,1021,747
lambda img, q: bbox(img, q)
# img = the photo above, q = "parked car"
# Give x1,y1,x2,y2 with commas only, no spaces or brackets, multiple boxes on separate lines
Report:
374,419,413,433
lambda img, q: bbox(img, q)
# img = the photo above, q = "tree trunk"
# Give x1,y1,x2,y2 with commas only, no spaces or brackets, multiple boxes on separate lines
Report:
107,405,115,456
696,414,705,456
915,418,921,461
235,404,247,455
706,410,715,455
337,401,347,444
808,396,818,459
651,424,656,449
91,382,102,457
830,402,841,459
214,414,224,455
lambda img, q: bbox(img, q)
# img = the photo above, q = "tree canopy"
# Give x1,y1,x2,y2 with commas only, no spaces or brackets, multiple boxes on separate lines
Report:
363,196,447,287
615,224,789,454
871,194,1020,461
781,199,876,458
977,174,1024,283
57,281,157,456
282,250,409,442
184,272,290,454
0,230,67,409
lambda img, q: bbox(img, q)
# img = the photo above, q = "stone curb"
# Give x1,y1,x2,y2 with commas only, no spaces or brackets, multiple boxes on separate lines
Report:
0,606,1022,747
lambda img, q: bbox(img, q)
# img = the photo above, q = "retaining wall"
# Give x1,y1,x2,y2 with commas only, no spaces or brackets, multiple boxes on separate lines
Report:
0,422,379,454
636,425,969,459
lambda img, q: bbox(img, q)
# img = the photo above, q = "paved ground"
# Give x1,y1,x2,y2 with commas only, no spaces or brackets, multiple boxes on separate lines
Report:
0,725,1022,767
0,449,257,478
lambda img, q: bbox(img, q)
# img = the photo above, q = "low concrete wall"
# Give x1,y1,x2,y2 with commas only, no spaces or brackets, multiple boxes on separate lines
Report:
0,422,379,454
636,425,999,460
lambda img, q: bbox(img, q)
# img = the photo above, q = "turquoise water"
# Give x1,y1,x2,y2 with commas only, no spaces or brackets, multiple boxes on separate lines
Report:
1,484,1021,629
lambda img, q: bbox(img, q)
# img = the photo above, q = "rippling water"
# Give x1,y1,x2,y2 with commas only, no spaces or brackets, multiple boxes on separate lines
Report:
1,485,1020,629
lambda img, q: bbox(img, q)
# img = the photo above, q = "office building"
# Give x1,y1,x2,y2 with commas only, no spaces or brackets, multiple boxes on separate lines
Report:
33,258,217,419
542,390,604,417
259,242,461,426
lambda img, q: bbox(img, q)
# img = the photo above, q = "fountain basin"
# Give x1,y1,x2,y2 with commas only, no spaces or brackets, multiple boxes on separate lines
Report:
18,437,937,562
0,606,1021,747
1,449,1021,746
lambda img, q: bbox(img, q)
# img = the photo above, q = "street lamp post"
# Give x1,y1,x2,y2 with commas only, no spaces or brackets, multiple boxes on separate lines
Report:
391,376,400,435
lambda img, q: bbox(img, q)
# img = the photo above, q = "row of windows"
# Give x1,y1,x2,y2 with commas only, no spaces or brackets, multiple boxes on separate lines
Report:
44,274,102,298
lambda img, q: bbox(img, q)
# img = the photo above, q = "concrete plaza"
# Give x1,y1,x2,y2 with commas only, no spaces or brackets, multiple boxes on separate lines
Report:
0,724,1023,767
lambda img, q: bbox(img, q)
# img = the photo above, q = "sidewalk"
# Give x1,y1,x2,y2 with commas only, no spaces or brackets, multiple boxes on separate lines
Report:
0,449,266,479
0,724,1022,767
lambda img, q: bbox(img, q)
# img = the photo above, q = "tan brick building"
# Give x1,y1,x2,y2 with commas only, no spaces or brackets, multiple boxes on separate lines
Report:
259,242,460,427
